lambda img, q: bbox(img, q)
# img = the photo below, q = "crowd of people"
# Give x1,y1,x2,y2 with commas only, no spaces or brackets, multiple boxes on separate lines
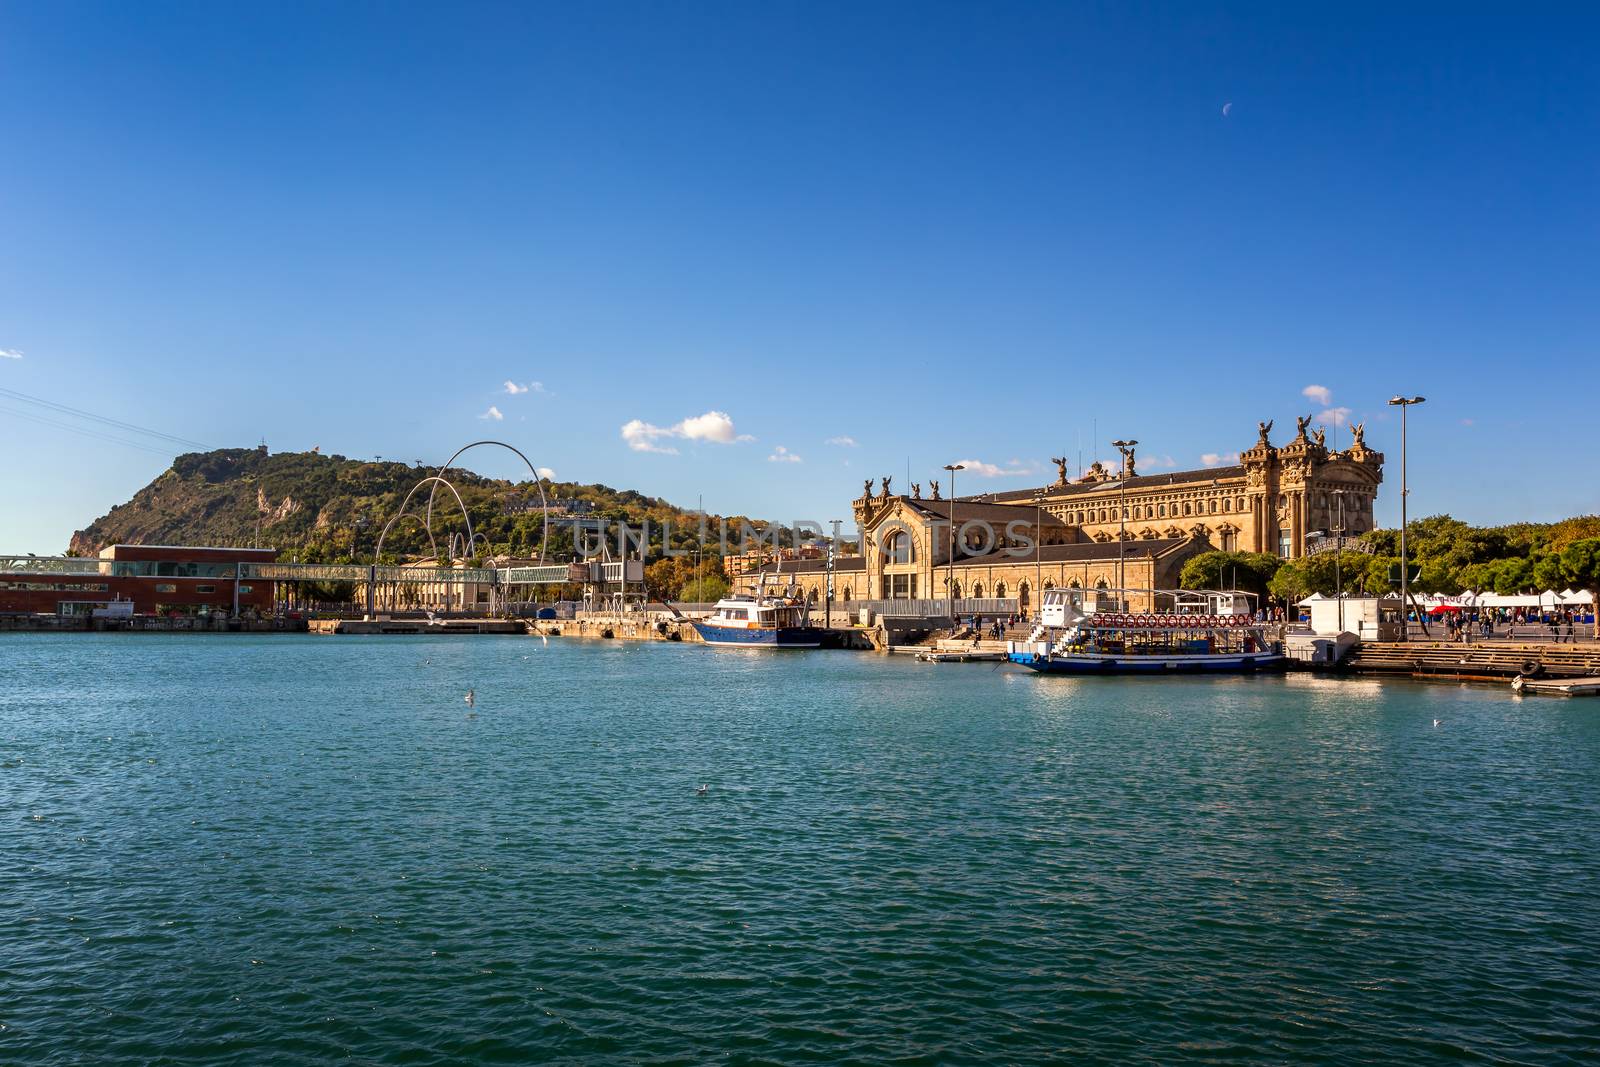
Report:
1430,607,1590,643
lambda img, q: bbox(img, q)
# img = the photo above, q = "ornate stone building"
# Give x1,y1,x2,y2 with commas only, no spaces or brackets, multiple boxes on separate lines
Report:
737,417,1383,613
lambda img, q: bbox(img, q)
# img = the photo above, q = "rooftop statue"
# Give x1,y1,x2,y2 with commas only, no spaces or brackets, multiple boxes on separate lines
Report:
1312,426,1326,449
879,476,892,499
1351,422,1366,449
1257,419,1274,447
1051,456,1069,486
1295,413,1312,441
929,479,942,500
911,482,921,500
863,478,873,498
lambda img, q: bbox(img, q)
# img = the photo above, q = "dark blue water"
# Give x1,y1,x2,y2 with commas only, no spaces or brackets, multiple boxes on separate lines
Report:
2,634,1597,1065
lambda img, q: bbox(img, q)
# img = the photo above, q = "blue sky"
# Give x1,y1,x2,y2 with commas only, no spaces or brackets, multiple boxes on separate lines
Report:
1,2,1595,552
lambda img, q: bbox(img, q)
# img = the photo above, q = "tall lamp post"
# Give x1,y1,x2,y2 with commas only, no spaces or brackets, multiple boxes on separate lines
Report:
1388,395,1425,640
1111,439,1138,605
1333,489,1346,635
944,463,964,619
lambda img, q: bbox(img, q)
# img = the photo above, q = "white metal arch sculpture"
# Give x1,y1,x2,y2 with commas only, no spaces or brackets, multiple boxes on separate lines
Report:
376,511,439,561
374,476,475,562
425,440,550,562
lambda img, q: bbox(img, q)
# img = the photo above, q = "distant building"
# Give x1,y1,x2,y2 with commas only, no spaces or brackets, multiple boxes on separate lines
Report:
0,544,279,617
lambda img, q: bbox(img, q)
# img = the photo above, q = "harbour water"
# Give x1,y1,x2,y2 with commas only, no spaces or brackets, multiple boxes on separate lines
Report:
3,634,1598,1064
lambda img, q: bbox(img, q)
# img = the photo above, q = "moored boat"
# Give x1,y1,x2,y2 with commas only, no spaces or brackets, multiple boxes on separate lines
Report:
1008,586,1284,674
689,590,823,648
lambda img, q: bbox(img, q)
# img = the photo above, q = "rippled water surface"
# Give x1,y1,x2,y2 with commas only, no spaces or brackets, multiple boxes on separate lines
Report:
3,634,1599,1065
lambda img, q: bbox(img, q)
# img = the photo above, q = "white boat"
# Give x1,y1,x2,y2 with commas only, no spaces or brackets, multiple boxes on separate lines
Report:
690,591,823,648
1008,586,1284,674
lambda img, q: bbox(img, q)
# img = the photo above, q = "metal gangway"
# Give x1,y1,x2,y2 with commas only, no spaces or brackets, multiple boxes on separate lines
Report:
0,554,644,616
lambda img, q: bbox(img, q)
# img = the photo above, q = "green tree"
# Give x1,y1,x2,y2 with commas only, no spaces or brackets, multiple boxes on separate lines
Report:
1178,551,1283,597
1268,562,1311,605
679,574,729,603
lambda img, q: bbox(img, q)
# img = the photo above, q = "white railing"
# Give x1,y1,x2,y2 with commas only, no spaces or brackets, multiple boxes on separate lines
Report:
854,598,1019,618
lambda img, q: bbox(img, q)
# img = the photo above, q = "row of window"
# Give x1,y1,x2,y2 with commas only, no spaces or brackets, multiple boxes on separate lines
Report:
0,582,111,592
1070,490,1370,526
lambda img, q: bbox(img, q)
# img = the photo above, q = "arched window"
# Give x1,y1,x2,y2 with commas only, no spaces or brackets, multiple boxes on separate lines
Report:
1043,579,1054,591
1209,499,1217,513
1095,578,1108,589
1237,496,1246,511
1183,501,1193,516
1068,579,1082,589
996,581,1007,599
882,529,914,564
972,582,985,599
843,588,851,602
1018,581,1030,610
951,580,962,599
1224,498,1232,512
1159,504,1167,518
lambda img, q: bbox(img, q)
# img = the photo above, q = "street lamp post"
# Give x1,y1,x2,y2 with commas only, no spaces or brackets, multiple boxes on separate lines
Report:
1333,489,1346,634
1111,439,1138,606
1388,395,1425,640
944,463,964,621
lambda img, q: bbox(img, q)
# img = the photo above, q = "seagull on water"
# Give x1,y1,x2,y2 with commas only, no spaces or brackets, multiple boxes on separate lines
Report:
1432,719,1442,727
465,688,476,708
696,784,709,796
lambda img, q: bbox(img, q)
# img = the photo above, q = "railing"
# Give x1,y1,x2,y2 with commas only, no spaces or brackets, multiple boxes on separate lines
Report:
853,598,1019,618
0,556,105,575
4,556,632,588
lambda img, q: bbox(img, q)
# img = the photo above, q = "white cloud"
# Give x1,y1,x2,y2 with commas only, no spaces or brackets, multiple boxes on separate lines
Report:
504,380,545,395
1314,406,1352,427
675,410,745,443
621,410,751,454
767,445,802,464
0,348,21,359
826,435,858,447
1141,454,1178,470
536,466,556,479
1201,451,1241,468
1303,384,1332,406
621,419,679,454
478,406,504,421
952,458,1039,478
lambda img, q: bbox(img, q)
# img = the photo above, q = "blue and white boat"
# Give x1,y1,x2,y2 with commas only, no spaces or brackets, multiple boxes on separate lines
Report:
690,589,823,648
1008,587,1284,675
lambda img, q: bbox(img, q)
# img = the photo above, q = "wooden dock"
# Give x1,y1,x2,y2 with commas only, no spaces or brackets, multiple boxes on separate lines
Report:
1512,676,1600,698
1345,641,1600,681
894,638,1011,663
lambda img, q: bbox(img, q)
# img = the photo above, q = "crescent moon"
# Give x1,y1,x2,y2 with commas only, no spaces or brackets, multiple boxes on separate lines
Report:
1222,102,1232,117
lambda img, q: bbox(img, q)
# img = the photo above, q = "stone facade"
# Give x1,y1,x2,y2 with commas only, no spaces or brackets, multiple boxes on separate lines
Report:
736,417,1384,615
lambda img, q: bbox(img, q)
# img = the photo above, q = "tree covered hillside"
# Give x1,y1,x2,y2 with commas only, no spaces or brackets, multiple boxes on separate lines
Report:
68,447,770,565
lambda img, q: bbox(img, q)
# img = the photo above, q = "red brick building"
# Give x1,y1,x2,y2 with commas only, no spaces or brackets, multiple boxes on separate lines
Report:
0,545,278,617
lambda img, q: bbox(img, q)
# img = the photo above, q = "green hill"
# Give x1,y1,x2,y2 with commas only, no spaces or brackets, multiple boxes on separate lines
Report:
68,446,763,563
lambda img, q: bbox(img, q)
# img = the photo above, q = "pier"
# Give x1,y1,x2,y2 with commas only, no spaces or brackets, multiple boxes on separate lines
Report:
1345,640,1600,681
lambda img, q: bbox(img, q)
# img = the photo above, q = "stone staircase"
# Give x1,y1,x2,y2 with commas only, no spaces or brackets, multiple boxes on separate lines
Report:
1346,641,1600,680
